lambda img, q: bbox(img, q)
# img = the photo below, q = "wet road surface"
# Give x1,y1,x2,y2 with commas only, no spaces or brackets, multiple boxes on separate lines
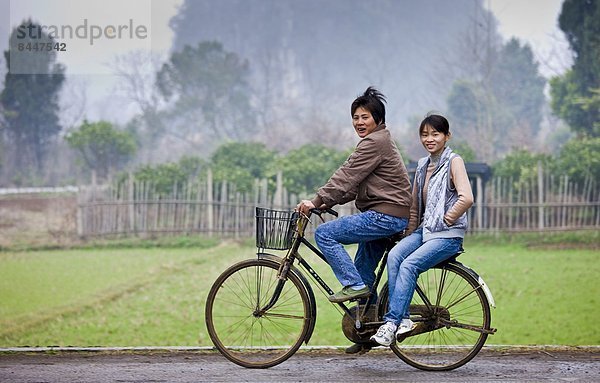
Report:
1,348,598,382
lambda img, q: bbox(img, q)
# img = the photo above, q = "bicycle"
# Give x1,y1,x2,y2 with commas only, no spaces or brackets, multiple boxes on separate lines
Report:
205,207,496,370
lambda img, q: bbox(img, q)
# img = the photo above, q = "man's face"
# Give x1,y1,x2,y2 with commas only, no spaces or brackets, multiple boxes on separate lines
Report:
352,107,377,138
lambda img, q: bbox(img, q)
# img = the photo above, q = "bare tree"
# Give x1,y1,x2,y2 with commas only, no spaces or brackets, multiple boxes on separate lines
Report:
109,50,167,163
535,30,574,79
111,50,164,115
59,76,88,133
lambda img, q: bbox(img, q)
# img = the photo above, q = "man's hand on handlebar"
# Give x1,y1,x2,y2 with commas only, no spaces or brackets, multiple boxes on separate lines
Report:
296,200,315,216
295,200,338,218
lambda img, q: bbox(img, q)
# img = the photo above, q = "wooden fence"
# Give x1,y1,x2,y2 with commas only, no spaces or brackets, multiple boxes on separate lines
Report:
468,172,599,232
77,169,599,237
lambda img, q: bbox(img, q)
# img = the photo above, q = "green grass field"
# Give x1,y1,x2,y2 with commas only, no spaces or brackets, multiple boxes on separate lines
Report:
0,237,598,347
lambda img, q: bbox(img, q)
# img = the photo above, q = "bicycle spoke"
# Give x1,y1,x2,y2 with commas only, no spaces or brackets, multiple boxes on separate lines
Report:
443,285,481,311
263,312,307,320
435,268,448,307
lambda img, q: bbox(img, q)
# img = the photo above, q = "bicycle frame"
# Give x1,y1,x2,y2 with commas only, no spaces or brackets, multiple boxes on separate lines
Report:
257,212,392,334
257,211,496,338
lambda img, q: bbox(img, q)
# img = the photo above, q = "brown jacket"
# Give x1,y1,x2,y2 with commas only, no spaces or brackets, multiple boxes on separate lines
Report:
311,124,412,218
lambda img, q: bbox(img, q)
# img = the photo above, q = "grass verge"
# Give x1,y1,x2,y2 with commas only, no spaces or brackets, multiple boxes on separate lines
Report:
0,236,598,347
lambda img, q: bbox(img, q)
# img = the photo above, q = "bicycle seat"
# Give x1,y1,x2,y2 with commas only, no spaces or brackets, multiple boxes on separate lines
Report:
388,231,406,243
434,247,464,267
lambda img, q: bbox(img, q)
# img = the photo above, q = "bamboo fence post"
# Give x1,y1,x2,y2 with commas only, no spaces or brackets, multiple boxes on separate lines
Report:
128,172,135,234
219,180,227,234
551,175,555,228
568,181,574,227
261,178,268,207
507,178,512,230
76,184,83,236
235,191,241,239
91,171,97,234
582,180,588,227
592,179,597,226
274,171,283,209
528,177,532,230
561,175,568,228
494,178,500,233
475,176,483,231
112,181,119,234
508,177,514,231
207,168,214,235
582,176,593,226
171,181,177,231
145,180,151,233
537,162,544,230
253,179,260,208
153,182,159,233
184,181,190,232
194,179,201,232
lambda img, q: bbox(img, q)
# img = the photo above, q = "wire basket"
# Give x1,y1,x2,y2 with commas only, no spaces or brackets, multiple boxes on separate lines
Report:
255,207,298,250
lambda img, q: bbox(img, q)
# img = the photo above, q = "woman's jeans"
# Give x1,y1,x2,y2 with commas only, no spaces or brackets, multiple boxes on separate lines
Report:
383,227,463,325
314,210,408,291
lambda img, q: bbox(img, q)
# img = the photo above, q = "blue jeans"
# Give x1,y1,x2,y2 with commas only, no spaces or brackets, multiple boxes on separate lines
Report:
314,210,408,291
383,227,463,325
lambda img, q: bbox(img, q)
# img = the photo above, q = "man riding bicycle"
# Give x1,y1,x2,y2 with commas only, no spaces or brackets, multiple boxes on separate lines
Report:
297,86,412,354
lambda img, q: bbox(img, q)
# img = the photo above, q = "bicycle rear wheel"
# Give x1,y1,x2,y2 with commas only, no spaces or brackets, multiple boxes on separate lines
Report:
380,262,492,371
205,258,311,368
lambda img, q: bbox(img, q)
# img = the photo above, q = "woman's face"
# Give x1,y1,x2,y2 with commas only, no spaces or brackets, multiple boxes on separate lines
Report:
352,107,378,138
420,124,449,156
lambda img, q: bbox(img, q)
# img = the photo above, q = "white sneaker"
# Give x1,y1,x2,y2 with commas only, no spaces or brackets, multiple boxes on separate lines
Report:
396,318,416,338
370,322,397,346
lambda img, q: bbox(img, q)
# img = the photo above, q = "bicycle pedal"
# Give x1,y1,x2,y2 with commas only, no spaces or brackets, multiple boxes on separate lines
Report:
355,319,361,329
349,295,369,302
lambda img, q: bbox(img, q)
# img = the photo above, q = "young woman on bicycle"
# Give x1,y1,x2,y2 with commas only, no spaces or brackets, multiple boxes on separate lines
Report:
296,87,412,334
371,113,474,346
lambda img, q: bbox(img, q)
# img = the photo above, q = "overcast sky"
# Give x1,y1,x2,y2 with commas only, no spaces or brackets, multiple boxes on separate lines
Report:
484,0,571,76
1,0,572,122
4,0,570,76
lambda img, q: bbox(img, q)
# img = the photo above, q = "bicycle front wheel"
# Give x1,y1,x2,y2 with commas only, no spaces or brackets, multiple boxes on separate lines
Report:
205,258,311,368
381,262,492,371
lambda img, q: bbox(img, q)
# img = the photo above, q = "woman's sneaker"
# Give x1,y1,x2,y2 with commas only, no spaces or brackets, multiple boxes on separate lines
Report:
395,318,416,339
369,322,397,346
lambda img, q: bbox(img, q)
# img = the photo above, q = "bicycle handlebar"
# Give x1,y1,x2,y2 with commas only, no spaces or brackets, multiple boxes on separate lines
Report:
309,207,339,218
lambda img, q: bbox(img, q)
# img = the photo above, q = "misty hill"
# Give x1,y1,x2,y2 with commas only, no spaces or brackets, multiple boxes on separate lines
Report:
169,0,496,152
0,0,8,80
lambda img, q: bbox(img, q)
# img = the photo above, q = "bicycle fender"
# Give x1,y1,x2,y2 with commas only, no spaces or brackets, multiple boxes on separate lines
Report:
257,253,318,343
477,275,496,308
448,260,496,309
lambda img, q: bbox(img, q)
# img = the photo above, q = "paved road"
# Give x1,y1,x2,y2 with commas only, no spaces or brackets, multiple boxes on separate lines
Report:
0,348,598,382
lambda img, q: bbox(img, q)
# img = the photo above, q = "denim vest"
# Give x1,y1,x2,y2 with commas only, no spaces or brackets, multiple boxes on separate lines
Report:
414,147,468,241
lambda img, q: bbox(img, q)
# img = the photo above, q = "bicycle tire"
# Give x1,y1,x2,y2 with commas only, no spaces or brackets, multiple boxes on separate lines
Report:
205,258,311,368
379,262,492,371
